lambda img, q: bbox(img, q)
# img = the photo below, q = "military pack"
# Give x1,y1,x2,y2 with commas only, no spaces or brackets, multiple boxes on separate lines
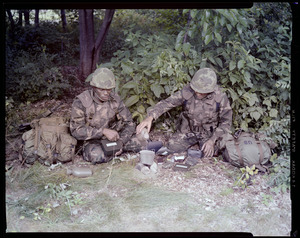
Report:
21,117,77,166
220,130,276,172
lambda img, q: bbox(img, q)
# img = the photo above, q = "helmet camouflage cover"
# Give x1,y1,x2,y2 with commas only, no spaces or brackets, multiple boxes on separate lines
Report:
190,68,217,93
90,68,116,89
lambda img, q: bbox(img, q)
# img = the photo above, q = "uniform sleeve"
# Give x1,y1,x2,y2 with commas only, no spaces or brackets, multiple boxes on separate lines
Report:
210,94,233,143
147,89,186,120
70,98,103,141
117,100,136,144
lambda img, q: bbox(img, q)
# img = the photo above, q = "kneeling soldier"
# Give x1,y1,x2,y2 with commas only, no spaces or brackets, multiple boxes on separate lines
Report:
70,68,144,164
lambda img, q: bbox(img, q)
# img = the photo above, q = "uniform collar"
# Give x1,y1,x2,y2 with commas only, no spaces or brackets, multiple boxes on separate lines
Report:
194,91,214,102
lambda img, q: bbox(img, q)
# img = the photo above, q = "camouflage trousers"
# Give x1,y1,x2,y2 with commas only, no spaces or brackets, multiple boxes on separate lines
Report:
167,132,218,153
82,135,145,164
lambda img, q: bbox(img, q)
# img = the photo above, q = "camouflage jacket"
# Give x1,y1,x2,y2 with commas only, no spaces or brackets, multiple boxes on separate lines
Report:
70,89,135,144
147,84,232,142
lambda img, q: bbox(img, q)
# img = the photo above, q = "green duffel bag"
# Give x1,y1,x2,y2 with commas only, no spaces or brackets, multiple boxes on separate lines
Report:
220,130,276,172
21,117,77,166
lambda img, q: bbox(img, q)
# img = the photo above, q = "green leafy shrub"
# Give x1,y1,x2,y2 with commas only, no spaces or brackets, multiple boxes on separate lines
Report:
266,153,290,193
96,29,201,123
6,46,70,102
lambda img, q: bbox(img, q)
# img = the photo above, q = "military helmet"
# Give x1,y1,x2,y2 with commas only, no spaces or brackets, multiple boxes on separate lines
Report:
190,68,217,93
90,68,116,89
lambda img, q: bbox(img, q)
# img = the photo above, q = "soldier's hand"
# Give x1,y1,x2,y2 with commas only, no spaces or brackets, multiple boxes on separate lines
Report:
201,139,214,158
115,148,123,156
103,128,120,141
136,116,153,134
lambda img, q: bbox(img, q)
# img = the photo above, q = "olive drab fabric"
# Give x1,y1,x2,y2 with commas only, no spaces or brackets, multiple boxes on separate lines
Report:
220,131,276,172
21,117,77,165
70,89,143,163
147,83,232,152
90,67,116,89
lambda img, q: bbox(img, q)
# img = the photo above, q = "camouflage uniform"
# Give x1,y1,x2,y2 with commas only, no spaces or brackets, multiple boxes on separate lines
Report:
70,68,143,164
147,69,232,153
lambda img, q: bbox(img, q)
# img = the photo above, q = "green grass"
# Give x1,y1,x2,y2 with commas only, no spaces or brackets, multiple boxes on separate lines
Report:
5,159,291,234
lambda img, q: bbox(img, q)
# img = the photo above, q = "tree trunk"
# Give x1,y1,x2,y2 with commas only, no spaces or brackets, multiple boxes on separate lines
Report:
79,9,115,81
183,10,192,43
92,9,115,71
61,9,67,31
6,9,15,30
79,9,95,81
18,10,22,26
35,9,39,27
24,10,30,26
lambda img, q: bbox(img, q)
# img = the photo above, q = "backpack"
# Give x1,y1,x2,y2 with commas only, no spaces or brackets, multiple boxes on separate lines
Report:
21,117,77,166
220,130,276,172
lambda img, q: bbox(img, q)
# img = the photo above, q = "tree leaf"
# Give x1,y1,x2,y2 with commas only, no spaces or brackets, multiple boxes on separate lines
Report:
124,95,139,107
229,61,236,71
182,42,191,56
214,32,222,43
121,62,133,74
137,105,145,114
150,84,164,98
250,111,261,121
215,57,223,67
238,60,245,69
263,99,272,107
269,108,278,118
122,81,138,89
204,34,213,45
226,24,232,32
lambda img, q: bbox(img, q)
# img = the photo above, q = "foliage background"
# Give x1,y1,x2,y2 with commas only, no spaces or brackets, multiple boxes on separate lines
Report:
5,4,292,190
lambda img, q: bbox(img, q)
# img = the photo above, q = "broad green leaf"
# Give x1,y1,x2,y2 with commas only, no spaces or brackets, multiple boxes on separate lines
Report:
228,88,239,101
236,23,243,34
122,81,138,89
226,24,232,32
215,57,223,67
204,34,213,45
263,99,272,107
229,61,236,71
150,84,164,98
230,74,239,85
214,32,222,43
269,108,278,118
250,111,261,121
137,105,145,114
124,95,139,107
121,62,133,74
240,120,248,131
246,166,250,173
175,43,182,51
183,9,189,14
238,60,245,70
243,71,251,81
190,10,197,19
182,43,191,56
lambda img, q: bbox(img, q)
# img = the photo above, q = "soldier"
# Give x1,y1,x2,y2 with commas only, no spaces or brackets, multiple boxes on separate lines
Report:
70,68,144,164
136,68,233,159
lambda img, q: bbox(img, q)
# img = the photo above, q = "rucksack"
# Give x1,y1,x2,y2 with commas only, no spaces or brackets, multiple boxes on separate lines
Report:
21,117,77,166
220,130,276,172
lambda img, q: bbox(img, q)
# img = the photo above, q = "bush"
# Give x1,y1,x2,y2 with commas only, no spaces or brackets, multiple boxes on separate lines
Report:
6,46,70,102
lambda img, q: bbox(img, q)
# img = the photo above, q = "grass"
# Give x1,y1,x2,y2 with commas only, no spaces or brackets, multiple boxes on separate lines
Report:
5,158,291,234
